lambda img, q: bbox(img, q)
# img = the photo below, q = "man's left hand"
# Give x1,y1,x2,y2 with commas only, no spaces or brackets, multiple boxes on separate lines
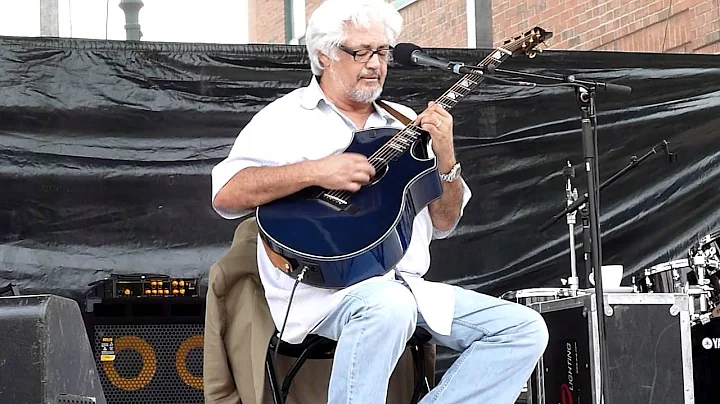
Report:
415,101,456,171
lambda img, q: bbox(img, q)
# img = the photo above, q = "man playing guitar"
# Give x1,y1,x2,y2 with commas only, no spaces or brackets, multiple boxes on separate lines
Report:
212,0,548,402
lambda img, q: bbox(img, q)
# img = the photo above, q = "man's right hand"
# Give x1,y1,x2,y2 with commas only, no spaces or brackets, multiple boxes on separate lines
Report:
314,153,376,192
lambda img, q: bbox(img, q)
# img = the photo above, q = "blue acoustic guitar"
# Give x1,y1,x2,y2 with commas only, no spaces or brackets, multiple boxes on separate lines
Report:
257,27,552,288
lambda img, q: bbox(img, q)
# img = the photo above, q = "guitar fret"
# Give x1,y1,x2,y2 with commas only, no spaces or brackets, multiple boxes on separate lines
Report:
387,142,404,152
438,97,457,109
460,78,477,88
405,129,422,139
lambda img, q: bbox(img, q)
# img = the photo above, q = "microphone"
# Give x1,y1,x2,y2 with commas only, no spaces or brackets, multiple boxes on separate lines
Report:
392,43,492,75
601,82,633,94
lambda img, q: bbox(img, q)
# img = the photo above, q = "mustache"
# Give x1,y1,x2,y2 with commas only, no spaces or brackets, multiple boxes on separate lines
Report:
359,70,381,79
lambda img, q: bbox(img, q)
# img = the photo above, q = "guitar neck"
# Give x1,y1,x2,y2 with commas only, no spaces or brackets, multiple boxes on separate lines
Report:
432,50,510,111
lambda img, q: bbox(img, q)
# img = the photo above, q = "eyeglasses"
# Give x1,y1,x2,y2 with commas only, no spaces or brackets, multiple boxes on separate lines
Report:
337,44,393,63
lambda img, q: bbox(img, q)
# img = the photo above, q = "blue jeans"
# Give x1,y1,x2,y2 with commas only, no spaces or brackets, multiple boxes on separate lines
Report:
311,278,549,404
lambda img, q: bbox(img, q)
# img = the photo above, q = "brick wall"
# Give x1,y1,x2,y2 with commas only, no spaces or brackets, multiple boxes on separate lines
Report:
397,0,468,47
247,0,286,43
249,0,470,47
493,0,720,54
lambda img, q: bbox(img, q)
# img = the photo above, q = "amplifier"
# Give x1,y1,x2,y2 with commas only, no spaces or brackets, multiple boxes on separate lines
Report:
83,294,205,404
527,292,694,404
86,274,199,299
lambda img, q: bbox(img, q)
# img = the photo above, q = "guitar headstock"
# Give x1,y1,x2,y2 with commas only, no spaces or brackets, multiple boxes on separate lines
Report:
501,26,553,58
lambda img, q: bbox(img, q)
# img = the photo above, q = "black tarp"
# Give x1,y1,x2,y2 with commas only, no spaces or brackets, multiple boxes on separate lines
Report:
1,37,719,329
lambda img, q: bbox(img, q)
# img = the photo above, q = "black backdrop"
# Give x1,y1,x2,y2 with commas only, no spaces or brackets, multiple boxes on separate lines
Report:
1,36,719,308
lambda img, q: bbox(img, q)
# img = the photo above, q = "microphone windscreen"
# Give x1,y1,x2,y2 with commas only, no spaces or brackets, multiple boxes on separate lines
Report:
392,43,422,66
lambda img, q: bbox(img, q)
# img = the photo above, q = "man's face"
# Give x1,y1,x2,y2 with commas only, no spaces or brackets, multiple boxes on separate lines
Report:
322,22,391,104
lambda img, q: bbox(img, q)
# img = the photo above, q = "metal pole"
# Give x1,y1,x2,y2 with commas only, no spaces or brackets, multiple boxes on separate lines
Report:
40,0,59,37
119,0,144,41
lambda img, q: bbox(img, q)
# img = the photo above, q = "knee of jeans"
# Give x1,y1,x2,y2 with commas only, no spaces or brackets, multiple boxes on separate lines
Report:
359,281,418,336
522,307,549,352
506,304,549,351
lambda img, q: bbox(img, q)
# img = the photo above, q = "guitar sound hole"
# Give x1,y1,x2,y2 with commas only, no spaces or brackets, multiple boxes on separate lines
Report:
368,158,389,186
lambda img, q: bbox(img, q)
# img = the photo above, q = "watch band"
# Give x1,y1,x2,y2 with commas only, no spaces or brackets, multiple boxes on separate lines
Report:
439,162,461,182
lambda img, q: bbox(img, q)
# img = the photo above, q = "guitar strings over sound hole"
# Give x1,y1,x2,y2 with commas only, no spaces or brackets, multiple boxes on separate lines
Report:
319,157,389,207
367,157,389,185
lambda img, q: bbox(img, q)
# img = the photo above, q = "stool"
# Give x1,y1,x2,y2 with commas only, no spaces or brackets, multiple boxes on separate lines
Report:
265,327,433,404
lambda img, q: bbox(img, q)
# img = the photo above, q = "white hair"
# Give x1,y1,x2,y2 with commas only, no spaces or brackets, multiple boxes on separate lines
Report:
305,0,403,76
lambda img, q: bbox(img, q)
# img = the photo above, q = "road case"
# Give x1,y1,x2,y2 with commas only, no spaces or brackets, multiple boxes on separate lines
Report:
527,292,694,404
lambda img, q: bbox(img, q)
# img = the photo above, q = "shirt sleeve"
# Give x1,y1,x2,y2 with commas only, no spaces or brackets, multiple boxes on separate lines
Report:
211,110,287,220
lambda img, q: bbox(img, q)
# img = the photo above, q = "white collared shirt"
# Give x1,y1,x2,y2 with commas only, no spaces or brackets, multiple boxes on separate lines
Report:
211,76,472,344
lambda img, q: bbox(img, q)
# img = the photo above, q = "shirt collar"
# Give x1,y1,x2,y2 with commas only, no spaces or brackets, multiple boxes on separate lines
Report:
300,75,399,125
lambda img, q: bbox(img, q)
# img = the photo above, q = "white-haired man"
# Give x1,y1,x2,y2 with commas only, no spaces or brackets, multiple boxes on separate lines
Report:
211,0,548,402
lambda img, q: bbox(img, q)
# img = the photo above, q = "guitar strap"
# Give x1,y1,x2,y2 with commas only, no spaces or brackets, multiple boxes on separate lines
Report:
376,99,413,126
261,100,415,275
262,239,292,273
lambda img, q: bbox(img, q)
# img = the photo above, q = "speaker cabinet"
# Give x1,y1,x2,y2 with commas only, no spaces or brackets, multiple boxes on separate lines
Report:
0,295,107,404
527,292,694,404
83,296,205,404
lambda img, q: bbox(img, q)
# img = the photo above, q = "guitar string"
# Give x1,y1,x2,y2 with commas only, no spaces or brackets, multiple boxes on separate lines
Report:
362,50,507,165
322,53,501,201
322,64,492,201
322,35,532,202
356,44,526,166
321,73,483,202
323,61,493,202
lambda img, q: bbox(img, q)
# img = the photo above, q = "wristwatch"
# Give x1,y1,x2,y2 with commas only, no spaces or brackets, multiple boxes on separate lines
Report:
439,162,462,183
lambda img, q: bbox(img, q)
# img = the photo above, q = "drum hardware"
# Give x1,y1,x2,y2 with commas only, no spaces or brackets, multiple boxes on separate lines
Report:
632,231,720,328
563,161,581,293
632,259,695,293
687,289,713,325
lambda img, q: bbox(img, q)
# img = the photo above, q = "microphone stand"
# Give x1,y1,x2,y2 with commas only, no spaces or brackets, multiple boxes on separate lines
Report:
539,139,675,232
563,161,580,293
459,64,634,404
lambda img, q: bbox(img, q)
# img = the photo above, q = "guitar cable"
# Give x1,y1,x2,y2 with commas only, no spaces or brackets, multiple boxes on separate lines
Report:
273,266,308,365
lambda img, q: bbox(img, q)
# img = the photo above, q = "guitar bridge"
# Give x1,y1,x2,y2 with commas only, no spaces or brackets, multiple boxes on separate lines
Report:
317,192,359,214
321,193,347,206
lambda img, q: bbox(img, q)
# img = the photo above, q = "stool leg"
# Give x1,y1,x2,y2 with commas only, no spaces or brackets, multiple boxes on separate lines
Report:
266,351,284,404
280,338,325,400
410,344,429,404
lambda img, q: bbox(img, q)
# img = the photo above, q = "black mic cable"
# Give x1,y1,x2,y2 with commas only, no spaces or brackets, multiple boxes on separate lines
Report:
274,266,308,364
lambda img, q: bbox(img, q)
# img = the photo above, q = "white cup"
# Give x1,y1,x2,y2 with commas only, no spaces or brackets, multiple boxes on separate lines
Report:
589,265,624,288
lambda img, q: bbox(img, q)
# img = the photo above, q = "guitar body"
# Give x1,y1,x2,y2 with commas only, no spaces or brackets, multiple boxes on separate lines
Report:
256,126,443,288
